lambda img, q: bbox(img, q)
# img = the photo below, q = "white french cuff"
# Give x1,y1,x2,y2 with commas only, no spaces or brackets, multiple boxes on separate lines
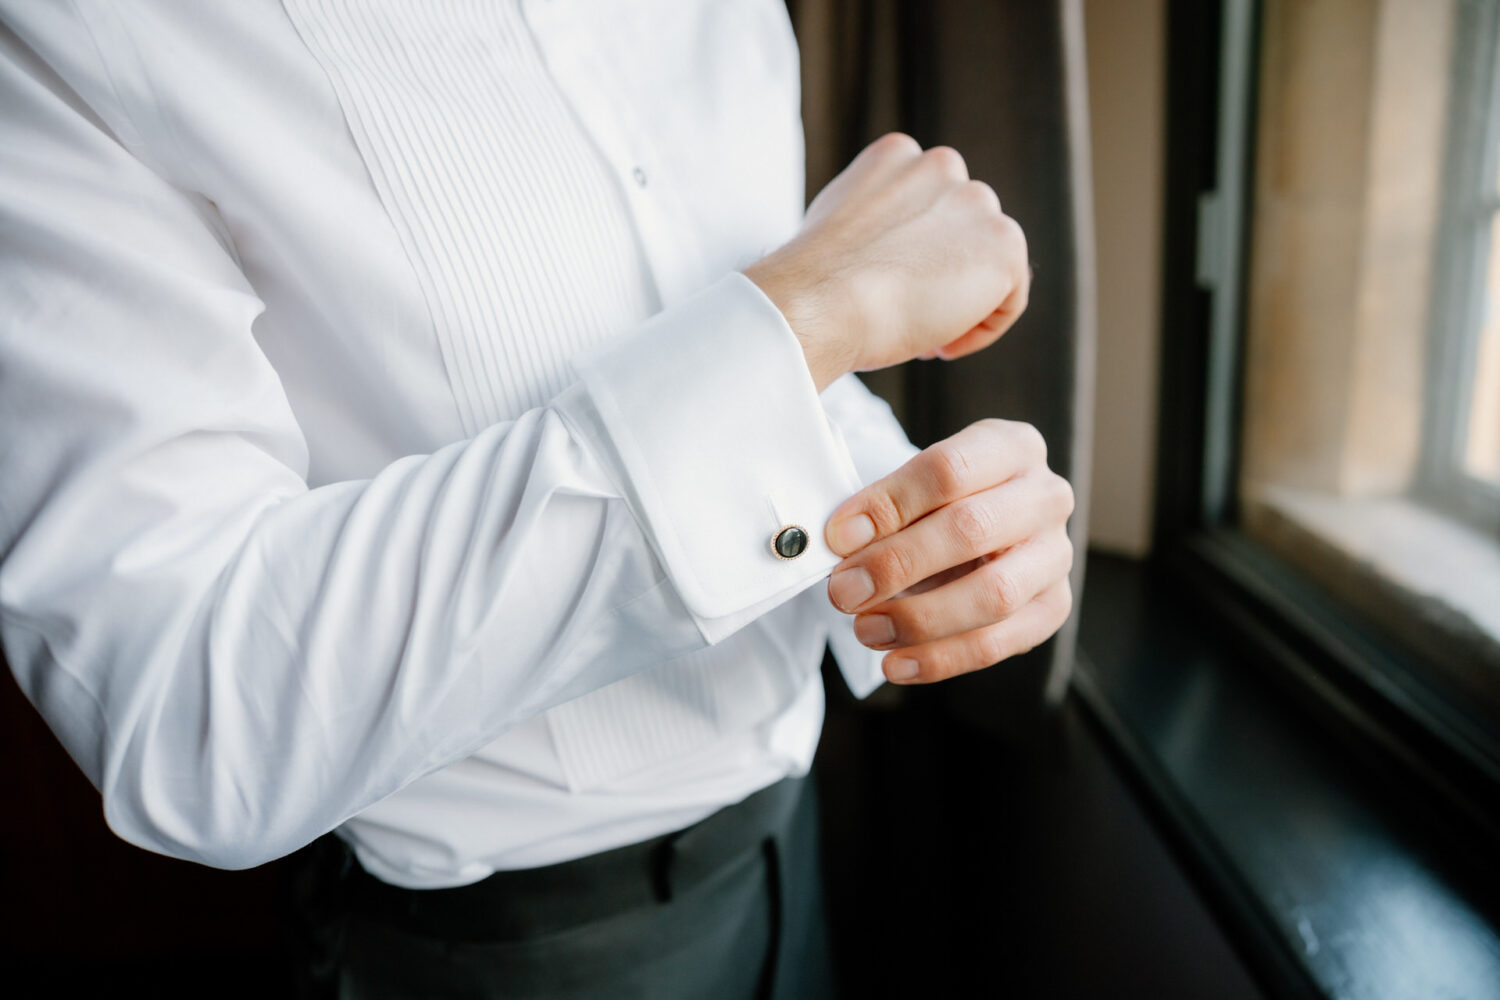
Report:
558,272,864,644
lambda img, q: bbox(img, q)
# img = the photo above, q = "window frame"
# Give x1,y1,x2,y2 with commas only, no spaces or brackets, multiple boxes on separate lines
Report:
1152,0,1500,840
1419,0,1500,535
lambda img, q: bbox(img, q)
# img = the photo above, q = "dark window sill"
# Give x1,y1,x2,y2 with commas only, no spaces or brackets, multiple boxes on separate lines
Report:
1244,488,1500,723
1077,551,1500,1000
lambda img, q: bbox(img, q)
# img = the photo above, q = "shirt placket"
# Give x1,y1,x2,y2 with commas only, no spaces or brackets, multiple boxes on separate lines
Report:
520,0,713,309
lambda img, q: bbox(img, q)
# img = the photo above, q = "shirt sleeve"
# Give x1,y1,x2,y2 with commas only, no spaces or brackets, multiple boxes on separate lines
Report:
816,375,922,697
0,18,858,869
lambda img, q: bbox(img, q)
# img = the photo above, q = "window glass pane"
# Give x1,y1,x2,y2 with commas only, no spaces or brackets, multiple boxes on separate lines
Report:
1465,205,1500,485
1236,0,1500,720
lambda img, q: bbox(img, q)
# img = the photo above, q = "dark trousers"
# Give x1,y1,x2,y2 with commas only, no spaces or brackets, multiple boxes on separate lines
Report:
283,777,835,999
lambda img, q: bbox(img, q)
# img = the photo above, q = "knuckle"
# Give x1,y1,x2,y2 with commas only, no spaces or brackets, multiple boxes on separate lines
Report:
918,646,957,683
959,179,1001,213
984,565,1024,618
995,211,1027,249
975,628,1011,667
1006,277,1032,315
1010,421,1048,465
1057,581,1075,620
1058,532,1077,569
872,131,921,159
1050,472,1076,519
948,496,997,552
864,489,905,535
896,600,937,644
926,442,971,498
972,417,1009,447
869,544,916,593
923,145,968,179
1049,578,1074,613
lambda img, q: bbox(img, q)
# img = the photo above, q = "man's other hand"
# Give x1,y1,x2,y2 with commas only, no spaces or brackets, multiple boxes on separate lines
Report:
823,419,1075,684
744,133,1030,391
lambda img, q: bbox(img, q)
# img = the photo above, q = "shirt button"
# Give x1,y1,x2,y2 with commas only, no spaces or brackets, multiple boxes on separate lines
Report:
632,166,648,188
772,525,809,560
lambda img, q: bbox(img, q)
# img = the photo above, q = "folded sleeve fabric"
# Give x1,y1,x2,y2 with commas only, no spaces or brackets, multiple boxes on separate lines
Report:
817,375,923,697
0,19,863,869
561,274,865,639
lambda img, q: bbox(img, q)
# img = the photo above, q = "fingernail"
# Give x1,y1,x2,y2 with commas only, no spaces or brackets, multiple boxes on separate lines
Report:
885,656,920,682
827,513,876,555
854,614,896,647
828,567,874,611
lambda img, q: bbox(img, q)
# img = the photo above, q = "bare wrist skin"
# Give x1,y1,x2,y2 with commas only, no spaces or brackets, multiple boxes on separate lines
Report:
744,251,857,393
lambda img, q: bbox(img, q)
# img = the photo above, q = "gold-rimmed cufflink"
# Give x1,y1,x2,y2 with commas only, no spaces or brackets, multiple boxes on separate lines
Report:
771,525,809,560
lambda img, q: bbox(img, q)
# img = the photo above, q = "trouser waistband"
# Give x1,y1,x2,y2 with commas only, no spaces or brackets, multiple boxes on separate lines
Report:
341,776,807,943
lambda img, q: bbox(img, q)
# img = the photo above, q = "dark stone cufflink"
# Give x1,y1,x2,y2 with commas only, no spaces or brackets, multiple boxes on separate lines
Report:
772,525,809,560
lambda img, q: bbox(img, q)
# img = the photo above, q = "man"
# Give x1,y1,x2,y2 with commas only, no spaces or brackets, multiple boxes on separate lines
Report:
0,2,1073,996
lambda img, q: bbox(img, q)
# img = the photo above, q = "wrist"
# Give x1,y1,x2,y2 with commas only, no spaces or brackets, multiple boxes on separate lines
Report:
744,253,858,393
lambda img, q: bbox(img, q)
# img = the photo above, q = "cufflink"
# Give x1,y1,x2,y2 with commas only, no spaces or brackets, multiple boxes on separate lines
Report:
771,525,809,560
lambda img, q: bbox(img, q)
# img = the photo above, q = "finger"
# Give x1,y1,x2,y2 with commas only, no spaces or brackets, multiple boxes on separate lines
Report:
826,419,1047,556
880,578,1074,685
852,530,1074,650
938,217,1031,360
898,556,980,597
827,469,1074,613
936,268,1031,360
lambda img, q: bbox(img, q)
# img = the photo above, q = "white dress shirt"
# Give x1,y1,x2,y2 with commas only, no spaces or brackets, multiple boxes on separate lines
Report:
0,0,917,888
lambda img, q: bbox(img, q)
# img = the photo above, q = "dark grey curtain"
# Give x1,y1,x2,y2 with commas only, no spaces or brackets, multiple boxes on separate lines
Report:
792,0,1097,729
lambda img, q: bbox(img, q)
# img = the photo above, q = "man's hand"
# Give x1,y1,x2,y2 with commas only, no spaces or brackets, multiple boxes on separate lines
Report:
823,419,1075,684
750,134,1064,682
744,133,1030,391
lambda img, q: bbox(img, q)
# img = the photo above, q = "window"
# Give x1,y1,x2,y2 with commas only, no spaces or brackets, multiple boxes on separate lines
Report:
1075,4,1500,995
1208,0,1500,751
